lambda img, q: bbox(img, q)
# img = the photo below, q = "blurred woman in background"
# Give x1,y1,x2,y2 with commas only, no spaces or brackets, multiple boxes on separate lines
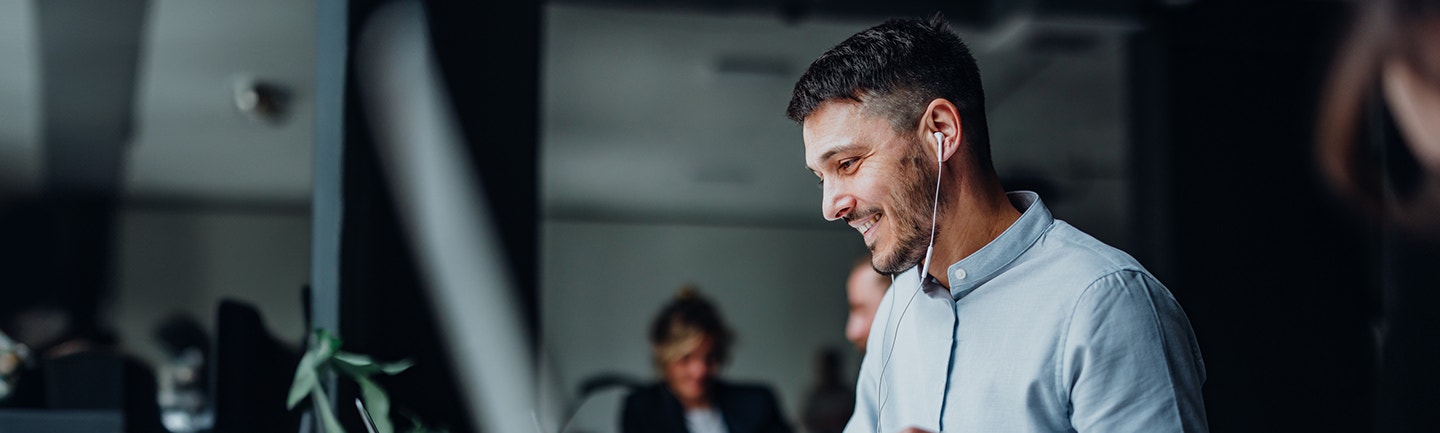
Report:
621,288,791,433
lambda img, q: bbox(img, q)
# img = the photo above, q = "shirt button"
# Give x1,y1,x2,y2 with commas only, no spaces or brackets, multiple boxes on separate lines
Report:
952,268,967,281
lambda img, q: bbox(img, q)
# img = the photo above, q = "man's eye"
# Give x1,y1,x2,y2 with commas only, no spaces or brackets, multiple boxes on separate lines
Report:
839,158,858,171
816,179,824,189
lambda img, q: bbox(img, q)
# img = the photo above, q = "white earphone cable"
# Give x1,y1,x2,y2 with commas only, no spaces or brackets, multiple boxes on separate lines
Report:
875,132,945,428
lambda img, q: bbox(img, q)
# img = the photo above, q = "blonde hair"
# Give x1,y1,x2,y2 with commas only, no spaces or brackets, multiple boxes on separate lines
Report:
648,287,733,368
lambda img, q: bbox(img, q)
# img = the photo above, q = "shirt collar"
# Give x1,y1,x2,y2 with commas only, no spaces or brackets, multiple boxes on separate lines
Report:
944,191,1053,300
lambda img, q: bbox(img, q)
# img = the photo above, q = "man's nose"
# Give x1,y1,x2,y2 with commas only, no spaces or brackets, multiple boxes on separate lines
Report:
822,181,855,221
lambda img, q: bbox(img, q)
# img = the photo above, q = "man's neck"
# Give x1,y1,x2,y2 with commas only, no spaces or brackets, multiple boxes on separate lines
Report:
928,185,1021,288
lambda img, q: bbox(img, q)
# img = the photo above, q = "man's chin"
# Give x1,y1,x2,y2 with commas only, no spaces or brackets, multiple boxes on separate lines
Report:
873,254,915,275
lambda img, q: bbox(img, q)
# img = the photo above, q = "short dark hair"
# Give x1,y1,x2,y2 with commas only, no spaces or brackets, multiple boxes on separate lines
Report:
786,15,991,170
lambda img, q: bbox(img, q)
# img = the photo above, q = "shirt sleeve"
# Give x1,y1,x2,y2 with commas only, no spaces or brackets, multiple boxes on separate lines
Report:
1061,269,1208,433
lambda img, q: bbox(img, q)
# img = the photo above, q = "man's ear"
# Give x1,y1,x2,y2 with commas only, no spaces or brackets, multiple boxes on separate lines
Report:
922,99,962,163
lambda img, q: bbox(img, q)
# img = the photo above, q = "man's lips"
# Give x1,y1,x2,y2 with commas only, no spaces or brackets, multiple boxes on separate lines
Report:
851,213,880,240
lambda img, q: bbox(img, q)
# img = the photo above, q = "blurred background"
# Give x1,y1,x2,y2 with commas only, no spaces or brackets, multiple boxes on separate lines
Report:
0,0,1433,432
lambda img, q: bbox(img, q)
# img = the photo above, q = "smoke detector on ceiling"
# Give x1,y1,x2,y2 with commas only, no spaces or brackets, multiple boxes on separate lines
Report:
232,76,292,125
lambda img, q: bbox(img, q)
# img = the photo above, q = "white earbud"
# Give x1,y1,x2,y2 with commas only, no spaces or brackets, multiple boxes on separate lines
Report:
933,131,944,162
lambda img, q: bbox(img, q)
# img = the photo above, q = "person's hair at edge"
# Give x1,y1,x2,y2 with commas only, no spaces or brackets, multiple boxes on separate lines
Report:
786,13,994,174
1319,0,1440,233
648,286,734,369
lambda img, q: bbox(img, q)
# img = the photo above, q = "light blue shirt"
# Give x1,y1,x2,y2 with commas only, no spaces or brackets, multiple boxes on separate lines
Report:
845,192,1207,433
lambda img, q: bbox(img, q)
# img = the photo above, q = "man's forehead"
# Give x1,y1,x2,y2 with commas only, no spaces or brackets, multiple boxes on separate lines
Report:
803,100,883,162
803,100,866,137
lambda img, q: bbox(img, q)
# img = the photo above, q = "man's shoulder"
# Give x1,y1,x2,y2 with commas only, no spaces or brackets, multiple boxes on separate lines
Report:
1035,222,1185,327
991,219,1166,308
1030,220,1153,283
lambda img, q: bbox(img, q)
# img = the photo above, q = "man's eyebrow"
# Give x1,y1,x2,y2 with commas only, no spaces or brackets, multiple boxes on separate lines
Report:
806,142,866,172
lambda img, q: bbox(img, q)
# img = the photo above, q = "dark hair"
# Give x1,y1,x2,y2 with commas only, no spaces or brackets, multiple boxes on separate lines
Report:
786,15,992,171
648,287,733,366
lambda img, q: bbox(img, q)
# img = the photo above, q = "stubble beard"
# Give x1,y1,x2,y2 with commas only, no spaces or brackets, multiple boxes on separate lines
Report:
871,140,942,275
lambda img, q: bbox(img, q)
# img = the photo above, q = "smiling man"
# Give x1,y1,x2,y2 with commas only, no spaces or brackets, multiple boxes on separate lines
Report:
787,16,1208,433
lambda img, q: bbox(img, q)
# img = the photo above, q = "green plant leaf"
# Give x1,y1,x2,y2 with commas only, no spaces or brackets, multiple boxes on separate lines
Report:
333,351,375,367
291,328,345,410
312,383,347,433
312,329,342,362
333,352,413,377
378,359,413,375
286,328,422,433
332,352,376,377
287,350,318,409
356,375,394,433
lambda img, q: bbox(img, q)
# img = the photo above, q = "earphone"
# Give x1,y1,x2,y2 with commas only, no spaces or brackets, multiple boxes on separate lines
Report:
875,131,946,428
919,130,942,286
934,131,944,162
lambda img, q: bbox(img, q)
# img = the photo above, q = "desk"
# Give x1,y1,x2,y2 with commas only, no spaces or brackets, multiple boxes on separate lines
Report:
0,409,123,433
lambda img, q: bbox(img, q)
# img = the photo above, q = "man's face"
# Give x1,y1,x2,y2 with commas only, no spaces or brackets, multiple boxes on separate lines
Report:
804,101,939,274
845,263,890,352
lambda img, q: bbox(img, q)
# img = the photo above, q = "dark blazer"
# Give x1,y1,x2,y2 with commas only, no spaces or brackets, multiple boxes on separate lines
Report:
621,380,793,433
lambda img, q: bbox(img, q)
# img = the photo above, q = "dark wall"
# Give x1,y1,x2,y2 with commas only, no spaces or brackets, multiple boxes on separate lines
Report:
1129,1,1378,431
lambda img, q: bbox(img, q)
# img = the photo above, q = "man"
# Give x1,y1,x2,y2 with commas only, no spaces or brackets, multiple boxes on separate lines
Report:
786,16,1207,432
845,255,890,353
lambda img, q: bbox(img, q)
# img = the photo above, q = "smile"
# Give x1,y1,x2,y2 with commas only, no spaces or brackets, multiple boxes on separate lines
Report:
855,214,880,237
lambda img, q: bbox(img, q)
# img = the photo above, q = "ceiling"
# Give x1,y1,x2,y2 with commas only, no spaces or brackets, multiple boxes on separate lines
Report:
125,0,317,208
0,0,315,208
